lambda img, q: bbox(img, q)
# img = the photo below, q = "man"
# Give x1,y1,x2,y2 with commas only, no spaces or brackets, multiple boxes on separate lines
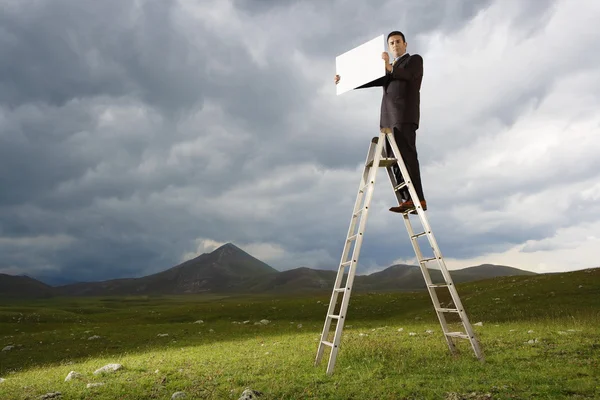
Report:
334,31,426,213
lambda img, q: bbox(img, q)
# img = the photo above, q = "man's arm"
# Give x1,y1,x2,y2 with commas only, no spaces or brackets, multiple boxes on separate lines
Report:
389,55,423,81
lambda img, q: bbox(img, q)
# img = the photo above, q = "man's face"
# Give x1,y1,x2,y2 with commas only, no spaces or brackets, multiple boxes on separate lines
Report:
388,35,406,58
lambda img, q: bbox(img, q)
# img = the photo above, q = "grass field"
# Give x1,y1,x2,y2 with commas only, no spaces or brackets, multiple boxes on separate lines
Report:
1,269,599,399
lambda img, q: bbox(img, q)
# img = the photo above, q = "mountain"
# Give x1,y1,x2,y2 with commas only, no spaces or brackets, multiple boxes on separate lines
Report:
0,243,538,298
361,264,434,290
0,273,55,298
361,263,535,290
245,267,338,293
54,243,278,296
449,264,535,282
237,263,536,294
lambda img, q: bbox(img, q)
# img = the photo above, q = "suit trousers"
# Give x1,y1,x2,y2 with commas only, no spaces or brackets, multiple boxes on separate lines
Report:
385,123,425,202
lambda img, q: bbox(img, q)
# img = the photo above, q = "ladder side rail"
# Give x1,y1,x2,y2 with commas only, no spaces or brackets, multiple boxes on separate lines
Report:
385,132,479,356
409,204,483,360
400,212,457,353
338,137,379,279
434,255,484,360
342,135,385,296
382,133,444,310
316,140,377,365
316,258,350,365
383,160,456,352
326,135,386,375
388,134,468,354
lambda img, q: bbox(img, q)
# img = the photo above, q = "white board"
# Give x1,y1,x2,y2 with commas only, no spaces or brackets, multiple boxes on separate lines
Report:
335,34,386,96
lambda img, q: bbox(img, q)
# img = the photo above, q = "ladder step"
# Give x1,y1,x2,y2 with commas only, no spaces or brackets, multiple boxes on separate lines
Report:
328,314,341,320
420,257,438,263
427,283,449,288
378,158,397,167
353,207,368,217
366,157,397,167
334,288,346,293
436,308,460,313
446,332,470,339
340,260,352,268
347,234,360,242
394,182,407,191
322,340,334,347
411,231,428,239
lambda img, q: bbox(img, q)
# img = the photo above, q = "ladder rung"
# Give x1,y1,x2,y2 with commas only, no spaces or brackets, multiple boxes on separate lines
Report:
378,158,397,167
340,260,352,268
353,207,367,217
436,308,460,313
420,257,438,263
347,234,360,242
322,341,334,347
446,332,470,339
334,288,346,293
328,314,341,320
394,182,407,191
359,183,372,193
367,158,397,167
411,231,428,238
427,284,449,288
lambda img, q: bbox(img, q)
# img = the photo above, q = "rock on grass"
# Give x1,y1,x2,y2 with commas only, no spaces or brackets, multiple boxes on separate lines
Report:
94,363,122,375
64,371,82,381
40,392,61,399
239,388,262,399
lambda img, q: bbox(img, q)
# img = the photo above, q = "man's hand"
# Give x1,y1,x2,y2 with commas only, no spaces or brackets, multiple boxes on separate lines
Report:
382,52,392,72
334,74,340,84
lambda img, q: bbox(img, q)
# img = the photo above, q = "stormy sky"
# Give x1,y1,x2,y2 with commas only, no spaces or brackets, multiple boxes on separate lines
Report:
1,0,599,284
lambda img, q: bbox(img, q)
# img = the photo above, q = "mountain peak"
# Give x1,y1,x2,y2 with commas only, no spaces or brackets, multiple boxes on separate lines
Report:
212,242,241,252
192,242,279,277
209,243,251,261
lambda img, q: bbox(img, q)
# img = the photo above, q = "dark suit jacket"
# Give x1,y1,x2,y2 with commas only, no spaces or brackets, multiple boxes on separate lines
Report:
356,53,423,130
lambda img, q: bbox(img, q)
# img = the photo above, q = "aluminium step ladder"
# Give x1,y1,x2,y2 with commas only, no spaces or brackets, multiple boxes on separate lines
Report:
314,129,484,375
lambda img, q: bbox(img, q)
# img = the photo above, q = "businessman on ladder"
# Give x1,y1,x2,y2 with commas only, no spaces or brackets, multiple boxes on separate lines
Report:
335,31,426,213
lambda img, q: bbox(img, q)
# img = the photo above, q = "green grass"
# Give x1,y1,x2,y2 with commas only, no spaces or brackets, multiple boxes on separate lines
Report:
0,269,599,399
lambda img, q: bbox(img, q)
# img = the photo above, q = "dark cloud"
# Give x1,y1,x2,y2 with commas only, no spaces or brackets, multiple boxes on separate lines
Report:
0,104,96,206
0,0,206,113
296,0,499,59
0,0,598,283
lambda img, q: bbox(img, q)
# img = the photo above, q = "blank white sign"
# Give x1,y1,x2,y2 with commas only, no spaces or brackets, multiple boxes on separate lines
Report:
336,34,386,96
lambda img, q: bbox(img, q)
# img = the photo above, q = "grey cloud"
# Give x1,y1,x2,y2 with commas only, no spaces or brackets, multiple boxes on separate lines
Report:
0,0,206,113
506,0,559,39
295,0,499,59
205,60,314,137
231,0,293,15
1,0,596,284
0,104,97,206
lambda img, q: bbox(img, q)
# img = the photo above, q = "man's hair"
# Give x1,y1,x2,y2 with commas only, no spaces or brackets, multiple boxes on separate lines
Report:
387,31,406,43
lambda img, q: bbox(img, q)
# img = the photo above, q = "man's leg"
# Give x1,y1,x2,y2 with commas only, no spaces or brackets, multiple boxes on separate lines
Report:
392,123,426,206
